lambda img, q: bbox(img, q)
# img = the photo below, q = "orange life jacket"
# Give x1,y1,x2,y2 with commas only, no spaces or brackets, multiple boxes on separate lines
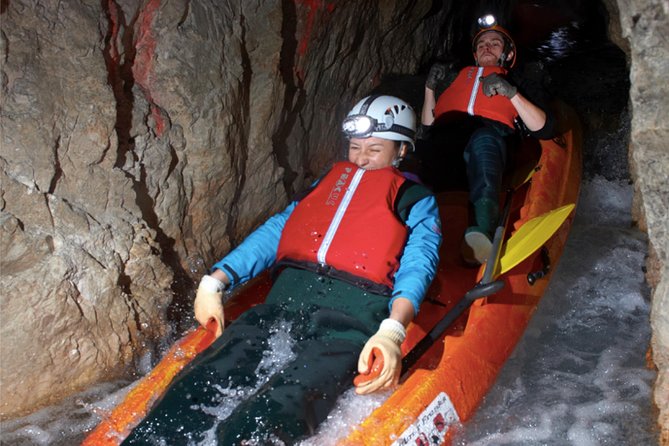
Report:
434,66,517,129
276,161,408,295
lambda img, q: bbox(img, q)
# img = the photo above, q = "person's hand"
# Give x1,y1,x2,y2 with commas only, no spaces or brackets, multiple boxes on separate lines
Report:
194,275,226,338
426,63,447,91
354,318,406,394
481,73,517,98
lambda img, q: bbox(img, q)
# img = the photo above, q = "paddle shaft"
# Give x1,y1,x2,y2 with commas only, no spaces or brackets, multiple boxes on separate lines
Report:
400,187,516,377
400,280,504,376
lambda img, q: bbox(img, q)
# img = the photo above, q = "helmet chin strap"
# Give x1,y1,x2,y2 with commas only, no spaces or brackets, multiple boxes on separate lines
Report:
499,41,514,68
393,141,412,167
391,142,405,168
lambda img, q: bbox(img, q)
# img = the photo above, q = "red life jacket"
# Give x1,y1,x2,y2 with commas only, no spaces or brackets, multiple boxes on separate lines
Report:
434,66,517,129
276,161,408,295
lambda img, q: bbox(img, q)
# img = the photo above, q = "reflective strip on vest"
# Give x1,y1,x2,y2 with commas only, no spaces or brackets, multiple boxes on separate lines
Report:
317,167,365,265
467,67,485,116
434,66,518,130
275,161,408,293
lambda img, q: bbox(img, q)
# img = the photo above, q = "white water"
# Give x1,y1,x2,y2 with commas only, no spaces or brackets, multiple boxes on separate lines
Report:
0,176,658,445
451,176,658,445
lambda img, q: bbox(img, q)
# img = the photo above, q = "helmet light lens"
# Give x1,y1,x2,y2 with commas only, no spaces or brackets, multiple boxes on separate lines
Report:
342,115,375,138
478,14,497,29
342,114,394,138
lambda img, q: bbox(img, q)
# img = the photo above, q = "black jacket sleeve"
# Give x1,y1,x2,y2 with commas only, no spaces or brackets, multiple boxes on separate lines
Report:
510,63,556,140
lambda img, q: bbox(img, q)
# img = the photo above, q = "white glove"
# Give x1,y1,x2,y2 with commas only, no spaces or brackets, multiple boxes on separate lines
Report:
194,275,226,338
355,318,406,395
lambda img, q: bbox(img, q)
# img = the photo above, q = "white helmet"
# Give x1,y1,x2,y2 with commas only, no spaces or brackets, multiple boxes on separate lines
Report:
342,95,416,150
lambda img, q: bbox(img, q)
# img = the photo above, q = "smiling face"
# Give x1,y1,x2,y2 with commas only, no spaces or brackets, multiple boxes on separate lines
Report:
474,30,513,67
347,137,405,170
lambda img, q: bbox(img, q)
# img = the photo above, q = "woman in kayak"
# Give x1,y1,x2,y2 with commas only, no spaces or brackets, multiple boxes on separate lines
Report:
123,95,442,445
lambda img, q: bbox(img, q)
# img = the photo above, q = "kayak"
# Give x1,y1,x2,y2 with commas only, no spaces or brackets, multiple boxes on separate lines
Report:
82,102,581,446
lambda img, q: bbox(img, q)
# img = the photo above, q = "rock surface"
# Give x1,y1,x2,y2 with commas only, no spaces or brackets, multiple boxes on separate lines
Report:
0,1,175,417
613,0,669,442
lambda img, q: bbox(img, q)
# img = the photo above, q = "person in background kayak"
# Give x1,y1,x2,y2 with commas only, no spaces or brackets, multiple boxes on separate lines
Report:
123,95,442,445
419,14,555,265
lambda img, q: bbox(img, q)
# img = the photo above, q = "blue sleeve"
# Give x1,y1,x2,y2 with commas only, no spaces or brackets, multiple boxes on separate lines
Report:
389,195,442,315
211,202,297,289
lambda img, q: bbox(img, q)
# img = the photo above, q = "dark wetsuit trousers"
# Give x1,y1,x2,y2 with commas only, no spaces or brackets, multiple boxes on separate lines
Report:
416,120,512,199
123,268,389,445
463,126,509,204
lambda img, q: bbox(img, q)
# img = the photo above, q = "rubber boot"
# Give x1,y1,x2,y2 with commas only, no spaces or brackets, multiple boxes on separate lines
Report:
461,197,499,265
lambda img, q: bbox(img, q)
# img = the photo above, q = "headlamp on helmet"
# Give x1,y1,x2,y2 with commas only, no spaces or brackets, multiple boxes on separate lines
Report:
342,95,417,151
478,14,497,29
342,114,395,139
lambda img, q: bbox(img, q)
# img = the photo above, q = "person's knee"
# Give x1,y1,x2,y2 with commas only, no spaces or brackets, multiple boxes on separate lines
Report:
465,129,507,169
469,128,504,151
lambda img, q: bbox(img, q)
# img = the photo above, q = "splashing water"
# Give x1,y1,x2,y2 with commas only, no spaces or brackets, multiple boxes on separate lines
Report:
297,389,392,446
194,321,297,445
450,176,658,445
131,321,298,446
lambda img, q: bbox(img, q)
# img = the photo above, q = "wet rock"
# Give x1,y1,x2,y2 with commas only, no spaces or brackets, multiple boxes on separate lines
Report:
0,0,173,417
613,0,669,442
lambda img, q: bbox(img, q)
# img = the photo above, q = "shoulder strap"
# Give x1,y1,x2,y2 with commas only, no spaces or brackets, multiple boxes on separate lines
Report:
395,180,434,223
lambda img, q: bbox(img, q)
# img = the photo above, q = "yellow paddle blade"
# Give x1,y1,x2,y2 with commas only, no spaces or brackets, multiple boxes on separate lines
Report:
497,204,576,277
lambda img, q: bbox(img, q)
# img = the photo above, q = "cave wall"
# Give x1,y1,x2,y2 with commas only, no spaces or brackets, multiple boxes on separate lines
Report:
0,0,176,418
0,0,448,419
612,0,669,443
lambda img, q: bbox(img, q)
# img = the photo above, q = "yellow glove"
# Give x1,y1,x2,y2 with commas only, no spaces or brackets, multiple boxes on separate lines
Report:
194,275,225,338
355,318,406,395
